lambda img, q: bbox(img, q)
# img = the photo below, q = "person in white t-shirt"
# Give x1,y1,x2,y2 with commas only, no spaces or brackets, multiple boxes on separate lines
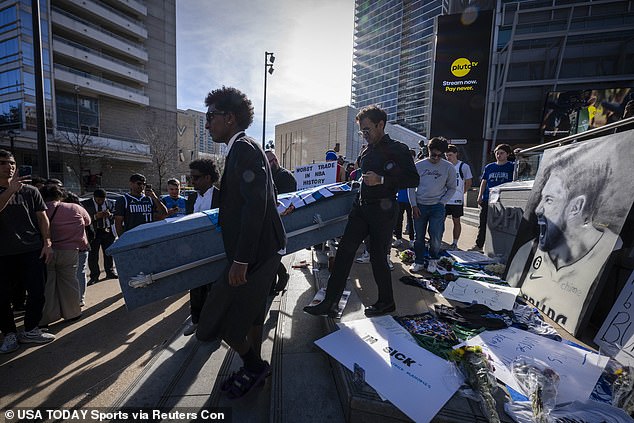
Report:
444,144,472,249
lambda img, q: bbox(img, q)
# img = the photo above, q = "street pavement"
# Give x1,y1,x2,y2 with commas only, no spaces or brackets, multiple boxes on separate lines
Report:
1,217,509,422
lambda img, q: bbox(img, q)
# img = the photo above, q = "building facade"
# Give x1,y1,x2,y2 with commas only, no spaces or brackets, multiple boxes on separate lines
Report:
351,0,449,136
176,108,227,185
352,0,633,175
0,0,176,193
487,0,634,147
275,105,425,173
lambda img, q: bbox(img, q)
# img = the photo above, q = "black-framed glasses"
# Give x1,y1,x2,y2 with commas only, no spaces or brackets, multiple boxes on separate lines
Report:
206,111,227,122
358,124,378,136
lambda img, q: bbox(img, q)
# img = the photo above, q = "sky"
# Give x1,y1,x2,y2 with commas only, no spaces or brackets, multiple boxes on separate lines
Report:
176,0,356,144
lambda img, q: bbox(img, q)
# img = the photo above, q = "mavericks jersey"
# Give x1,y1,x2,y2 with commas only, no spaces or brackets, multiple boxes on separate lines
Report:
114,193,155,233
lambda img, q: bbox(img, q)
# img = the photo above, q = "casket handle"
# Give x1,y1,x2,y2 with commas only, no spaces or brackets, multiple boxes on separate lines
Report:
128,252,227,288
313,214,324,227
286,215,349,238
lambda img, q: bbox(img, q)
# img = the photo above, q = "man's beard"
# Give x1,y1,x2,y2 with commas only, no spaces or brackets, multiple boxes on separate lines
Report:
537,216,566,252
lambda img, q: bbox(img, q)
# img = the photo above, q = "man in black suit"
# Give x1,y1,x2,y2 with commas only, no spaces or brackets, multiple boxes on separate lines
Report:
182,158,220,336
81,189,117,285
196,87,286,400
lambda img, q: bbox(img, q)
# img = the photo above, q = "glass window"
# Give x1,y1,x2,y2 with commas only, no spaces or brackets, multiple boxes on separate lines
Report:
0,37,18,65
0,99,22,130
55,91,99,134
0,6,17,35
0,68,20,94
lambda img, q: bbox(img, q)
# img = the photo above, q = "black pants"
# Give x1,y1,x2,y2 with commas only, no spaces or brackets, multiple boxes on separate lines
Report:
0,250,46,334
190,283,211,324
476,201,488,248
88,229,115,279
393,201,414,239
324,200,398,305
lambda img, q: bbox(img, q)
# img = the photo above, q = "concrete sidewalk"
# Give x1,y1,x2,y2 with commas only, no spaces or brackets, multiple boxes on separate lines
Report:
1,217,511,422
107,219,513,422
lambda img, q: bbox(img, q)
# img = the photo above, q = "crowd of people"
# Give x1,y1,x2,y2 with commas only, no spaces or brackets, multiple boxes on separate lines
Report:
0,88,516,401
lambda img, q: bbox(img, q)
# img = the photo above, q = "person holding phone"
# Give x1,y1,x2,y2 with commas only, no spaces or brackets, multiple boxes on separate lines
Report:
161,178,186,218
0,149,55,354
114,173,167,235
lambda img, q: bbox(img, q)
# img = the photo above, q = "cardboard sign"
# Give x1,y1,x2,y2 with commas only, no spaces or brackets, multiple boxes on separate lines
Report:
295,161,338,189
594,271,634,366
464,327,609,404
441,278,520,311
316,318,463,422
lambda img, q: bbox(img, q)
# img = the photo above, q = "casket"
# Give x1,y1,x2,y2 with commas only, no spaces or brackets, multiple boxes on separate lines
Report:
107,187,357,310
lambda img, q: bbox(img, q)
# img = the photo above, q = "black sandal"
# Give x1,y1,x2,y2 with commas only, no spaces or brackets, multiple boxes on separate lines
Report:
222,362,271,399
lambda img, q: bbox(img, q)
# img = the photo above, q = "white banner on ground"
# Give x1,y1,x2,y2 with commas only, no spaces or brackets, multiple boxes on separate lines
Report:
447,250,496,264
464,327,609,404
594,270,634,366
316,318,463,422
441,278,520,310
295,161,337,189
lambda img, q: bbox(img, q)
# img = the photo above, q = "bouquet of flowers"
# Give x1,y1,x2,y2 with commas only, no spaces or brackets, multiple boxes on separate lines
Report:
450,345,500,422
399,249,415,263
511,357,560,422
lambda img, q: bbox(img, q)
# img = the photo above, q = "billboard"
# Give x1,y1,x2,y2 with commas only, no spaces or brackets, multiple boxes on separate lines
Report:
540,87,632,142
429,9,493,143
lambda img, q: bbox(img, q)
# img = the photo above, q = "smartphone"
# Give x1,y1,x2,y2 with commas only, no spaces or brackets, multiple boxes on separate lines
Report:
145,183,152,190
18,165,32,177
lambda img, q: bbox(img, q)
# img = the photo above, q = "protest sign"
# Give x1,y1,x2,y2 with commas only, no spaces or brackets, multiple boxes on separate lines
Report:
295,161,337,189
316,318,462,422
441,278,520,311
464,327,609,404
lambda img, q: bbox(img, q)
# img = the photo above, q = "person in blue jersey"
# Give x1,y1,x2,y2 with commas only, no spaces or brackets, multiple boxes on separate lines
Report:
114,173,168,235
474,144,515,250
161,178,187,217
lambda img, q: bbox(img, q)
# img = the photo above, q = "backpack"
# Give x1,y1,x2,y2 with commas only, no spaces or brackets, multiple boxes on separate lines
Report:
458,161,465,180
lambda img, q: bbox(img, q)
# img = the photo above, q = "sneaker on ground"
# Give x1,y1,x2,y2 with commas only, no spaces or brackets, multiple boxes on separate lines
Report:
387,255,394,271
392,239,404,248
18,327,55,344
183,322,197,337
449,243,458,250
355,251,370,264
409,263,426,273
0,333,19,354
427,259,438,273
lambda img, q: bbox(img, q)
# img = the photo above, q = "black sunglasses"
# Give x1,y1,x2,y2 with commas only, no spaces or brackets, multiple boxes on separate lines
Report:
206,111,227,121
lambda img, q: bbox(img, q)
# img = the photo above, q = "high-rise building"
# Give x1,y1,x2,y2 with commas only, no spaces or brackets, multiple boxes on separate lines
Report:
352,0,448,136
0,0,176,192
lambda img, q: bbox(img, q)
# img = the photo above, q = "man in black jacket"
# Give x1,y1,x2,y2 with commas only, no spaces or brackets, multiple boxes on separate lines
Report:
196,87,286,400
304,105,419,318
265,149,297,295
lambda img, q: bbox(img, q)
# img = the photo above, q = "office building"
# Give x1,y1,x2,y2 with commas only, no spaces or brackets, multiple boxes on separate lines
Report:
0,0,176,192
275,105,424,172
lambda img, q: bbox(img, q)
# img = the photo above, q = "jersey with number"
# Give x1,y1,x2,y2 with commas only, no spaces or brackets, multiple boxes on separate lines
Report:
114,193,155,233
447,160,472,205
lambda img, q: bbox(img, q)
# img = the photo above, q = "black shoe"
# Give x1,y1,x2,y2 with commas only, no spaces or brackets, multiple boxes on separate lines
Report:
87,278,99,286
303,300,339,318
274,272,290,295
105,272,118,279
364,301,396,317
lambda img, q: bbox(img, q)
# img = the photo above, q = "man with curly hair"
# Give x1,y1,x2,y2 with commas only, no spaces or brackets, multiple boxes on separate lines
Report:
196,87,286,400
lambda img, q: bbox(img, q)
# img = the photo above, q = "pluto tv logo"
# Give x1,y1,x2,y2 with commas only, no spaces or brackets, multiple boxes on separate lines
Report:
451,58,478,77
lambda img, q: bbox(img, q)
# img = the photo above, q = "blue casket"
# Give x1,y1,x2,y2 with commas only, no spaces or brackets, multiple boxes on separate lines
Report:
107,185,357,310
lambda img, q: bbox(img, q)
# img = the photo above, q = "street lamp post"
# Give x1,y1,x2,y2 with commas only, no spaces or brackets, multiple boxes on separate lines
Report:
262,51,275,149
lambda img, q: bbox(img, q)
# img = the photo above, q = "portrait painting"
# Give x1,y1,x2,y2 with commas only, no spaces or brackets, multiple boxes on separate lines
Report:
505,131,634,335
